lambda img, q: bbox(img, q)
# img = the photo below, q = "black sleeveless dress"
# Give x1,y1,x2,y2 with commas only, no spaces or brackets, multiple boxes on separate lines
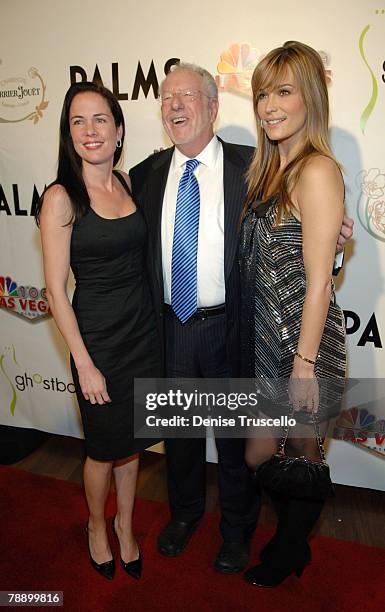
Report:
70,172,161,460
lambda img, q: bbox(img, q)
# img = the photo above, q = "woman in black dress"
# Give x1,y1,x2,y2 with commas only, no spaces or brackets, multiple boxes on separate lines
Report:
36,82,161,580
240,42,346,587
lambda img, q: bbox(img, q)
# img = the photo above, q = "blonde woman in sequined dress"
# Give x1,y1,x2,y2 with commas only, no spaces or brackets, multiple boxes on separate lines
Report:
239,41,347,588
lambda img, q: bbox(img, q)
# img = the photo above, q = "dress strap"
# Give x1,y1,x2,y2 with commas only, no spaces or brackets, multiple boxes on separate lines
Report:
250,194,278,218
113,170,132,197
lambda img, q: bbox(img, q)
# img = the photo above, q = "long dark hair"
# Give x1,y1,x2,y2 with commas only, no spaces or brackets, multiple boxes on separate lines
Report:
35,81,125,225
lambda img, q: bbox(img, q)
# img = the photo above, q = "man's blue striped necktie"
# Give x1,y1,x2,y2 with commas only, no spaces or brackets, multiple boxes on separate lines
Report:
171,159,200,323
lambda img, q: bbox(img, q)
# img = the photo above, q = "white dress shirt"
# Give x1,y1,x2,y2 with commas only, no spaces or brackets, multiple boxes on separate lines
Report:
161,136,225,307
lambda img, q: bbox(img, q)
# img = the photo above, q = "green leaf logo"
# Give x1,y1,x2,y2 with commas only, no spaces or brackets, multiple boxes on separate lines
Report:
0,345,18,415
359,24,378,134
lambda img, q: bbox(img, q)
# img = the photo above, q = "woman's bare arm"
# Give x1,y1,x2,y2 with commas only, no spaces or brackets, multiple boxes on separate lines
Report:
293,156,344,380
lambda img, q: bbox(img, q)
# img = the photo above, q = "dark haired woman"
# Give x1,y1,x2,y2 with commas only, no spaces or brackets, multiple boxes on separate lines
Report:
239,41,346,587
36,82,161,580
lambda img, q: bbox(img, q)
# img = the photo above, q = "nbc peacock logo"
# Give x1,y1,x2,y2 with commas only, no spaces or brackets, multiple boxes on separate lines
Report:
0,275,50,321
215,43,332,97
215,42,260,96
333,407,385,457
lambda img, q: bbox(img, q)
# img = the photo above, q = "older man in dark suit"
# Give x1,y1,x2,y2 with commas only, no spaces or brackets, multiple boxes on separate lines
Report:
130,63,259,573
130,62,352,574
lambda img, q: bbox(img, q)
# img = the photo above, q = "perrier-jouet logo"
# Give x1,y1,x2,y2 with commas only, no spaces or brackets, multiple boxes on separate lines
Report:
0,63,49,124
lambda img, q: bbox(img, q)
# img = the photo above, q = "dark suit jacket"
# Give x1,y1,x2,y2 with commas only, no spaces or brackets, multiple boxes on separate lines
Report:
129,138,254,376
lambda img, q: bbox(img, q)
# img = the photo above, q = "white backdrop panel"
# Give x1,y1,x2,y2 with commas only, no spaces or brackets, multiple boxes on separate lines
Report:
1,0,384,489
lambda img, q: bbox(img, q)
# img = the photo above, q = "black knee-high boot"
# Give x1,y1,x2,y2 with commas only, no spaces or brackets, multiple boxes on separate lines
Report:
259,490,291,562
245,493,324,587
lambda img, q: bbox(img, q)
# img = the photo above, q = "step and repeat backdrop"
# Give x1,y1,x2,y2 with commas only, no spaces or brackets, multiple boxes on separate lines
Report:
1,0,384,489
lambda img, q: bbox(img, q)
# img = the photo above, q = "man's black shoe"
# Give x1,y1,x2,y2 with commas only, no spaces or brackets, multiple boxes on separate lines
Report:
214,541,250,574
157,520,200,557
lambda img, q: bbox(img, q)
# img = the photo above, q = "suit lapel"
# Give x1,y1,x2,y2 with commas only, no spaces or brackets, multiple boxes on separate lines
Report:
145,150,173,249
141,148,173,303
221,140,248,282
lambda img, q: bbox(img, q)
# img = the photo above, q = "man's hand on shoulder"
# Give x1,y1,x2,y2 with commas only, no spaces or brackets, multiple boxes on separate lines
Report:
337,214,354,253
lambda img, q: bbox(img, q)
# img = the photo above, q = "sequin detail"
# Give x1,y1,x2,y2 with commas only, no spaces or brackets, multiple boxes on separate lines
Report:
239,197,346,411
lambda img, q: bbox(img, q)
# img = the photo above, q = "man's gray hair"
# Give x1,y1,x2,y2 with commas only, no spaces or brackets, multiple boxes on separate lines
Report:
162,62,218,98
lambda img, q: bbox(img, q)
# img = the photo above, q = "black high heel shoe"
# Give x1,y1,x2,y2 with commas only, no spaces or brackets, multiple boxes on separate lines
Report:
112,516,142,579
85,525,115,581
244,561,308,588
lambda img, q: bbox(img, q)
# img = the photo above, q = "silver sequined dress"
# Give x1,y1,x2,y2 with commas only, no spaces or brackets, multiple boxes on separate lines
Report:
239,197,346,416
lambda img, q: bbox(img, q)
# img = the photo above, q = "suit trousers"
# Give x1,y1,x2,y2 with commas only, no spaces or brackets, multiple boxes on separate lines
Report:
164,307,259,543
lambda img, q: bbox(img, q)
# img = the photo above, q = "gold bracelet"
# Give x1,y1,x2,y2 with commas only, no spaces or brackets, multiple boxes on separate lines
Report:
295,351,316,365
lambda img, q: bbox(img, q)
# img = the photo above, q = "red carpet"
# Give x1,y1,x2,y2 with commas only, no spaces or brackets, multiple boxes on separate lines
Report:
0,465,384,612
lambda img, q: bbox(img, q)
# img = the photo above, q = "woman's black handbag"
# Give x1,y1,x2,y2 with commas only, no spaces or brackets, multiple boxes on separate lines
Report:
256,410,334,501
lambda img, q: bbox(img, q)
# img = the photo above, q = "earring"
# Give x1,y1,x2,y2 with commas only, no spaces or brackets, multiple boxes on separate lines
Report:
116,139,122,148
260,119,264,129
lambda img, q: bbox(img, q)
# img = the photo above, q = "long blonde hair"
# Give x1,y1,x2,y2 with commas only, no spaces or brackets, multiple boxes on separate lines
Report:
244,40,339,223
